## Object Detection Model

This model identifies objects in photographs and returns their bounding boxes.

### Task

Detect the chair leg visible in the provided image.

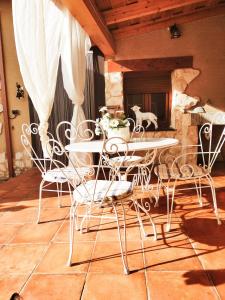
[194,178,203,207]
[206,175,221,225]
[133,199,147,238]
[135,199,157,240]
[67,203,77,266]
[166,180,176,232]
[37,180,45,224]
[154,177,162,207]
[80,205,92,233]
[56,182,63,208]
[198,178,202,207]
[68,183,73,206]
[113,201,130,275]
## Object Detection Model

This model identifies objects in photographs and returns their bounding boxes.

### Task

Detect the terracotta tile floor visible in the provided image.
[0,166,225,300]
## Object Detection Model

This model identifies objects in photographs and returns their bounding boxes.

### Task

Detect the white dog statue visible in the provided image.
[131,105,158,129]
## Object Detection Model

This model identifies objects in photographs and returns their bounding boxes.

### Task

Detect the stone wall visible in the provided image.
[105,71,124,108]
[13,151,33,176]
[104,63,201,164]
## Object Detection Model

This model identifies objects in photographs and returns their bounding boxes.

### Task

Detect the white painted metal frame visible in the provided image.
[155,119,225,231]
[112,118,156,191]
[21,123,73,223]
[53,120,157,274]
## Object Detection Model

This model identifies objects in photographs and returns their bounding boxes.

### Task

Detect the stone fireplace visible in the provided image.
[104,63,201,150]
[104,61,225,163]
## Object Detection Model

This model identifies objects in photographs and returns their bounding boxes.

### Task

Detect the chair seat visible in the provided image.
[73,180,133,203]
[43,167,91,183]
[154,163,208,180]
[109,155,143,167]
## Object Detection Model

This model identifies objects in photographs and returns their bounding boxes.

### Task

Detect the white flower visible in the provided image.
[109,119,119,128]
[95,127,101,136]
[99,106,108,113]
[103,113,110,118]
[100,118,109,130]
[125,121,130,127]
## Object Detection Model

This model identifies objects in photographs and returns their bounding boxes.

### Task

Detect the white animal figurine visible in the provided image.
[131,105,158,129]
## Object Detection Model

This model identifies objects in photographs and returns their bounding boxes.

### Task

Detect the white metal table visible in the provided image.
[65,137,179,188]
[65,137,179,153]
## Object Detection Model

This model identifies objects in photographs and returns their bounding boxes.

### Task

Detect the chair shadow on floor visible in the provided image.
[182,269,225,287]
[180,217,225,247]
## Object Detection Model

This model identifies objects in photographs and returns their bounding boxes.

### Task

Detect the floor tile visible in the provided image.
[42,195,72,208]
[0,207,37,224]
[0,244,47,274]
[11,221,62,244]
[14,198,39,208]
[97,219,142,241]
[82,272,147,300]
[144,238,202,271]
[0,167,224,299]
[0,201,20,212]
[181,217,225,245]
[36,242,94,274]
[208,270,225,299]
[146,271,217,300]
[54,220,99,243]
[21,274,86,300]
[0,224,22,244]
[38,207,69,224]
[192,240,225,270]
[0,274,29,300]
[89,241,144,274]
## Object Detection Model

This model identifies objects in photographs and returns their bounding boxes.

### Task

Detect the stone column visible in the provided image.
[105,61,124,108]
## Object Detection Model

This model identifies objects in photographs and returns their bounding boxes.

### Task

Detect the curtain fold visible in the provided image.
[83,51,95,120]
[12,0,63,156]
[60,9,91,165]
[13,2,91,163]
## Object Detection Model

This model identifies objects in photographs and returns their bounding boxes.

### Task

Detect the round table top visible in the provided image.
[65,137,179,153]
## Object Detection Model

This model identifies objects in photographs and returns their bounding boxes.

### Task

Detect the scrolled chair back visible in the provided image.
[56,119,107,167]
[56,120,77,146]
[56,119,107,144]
[46,136,94,188]
[199,113,225,170]
[102,136,129,168]
[21,123,54,174]
[127,117,145,141]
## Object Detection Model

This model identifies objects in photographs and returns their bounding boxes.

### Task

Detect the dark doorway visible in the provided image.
[123,71,171,130]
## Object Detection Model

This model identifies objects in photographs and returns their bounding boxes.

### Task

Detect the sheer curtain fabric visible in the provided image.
[13,1,91,161]
[12,0,63,156]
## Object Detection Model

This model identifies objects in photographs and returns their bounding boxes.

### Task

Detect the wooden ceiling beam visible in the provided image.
[113,6,225,39]
[104,0,211,25]
[107,56,193,72]
[55,0,116,57]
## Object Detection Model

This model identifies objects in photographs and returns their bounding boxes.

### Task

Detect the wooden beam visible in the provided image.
[113,6,225,39]
[104,0,208,25]
[0,24,14,177]
[107,56,193,73]
[55,0,116,57]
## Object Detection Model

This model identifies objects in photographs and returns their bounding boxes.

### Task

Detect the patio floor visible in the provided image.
[0,166,225,300]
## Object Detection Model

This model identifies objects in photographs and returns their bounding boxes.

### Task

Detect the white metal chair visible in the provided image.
[21,123,88,223]
[109,118,156,191]
[154,121,225,231]
[49,120,157,274]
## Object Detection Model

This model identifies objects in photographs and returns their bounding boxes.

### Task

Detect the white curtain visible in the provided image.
[12,0,63,156]
[61,10,91,165]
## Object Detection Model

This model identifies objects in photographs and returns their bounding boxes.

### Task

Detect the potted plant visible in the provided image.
[95,106,130,142]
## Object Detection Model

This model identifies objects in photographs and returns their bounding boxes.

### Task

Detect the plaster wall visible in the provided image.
[0,0,30,177]
[115,14,225,112]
